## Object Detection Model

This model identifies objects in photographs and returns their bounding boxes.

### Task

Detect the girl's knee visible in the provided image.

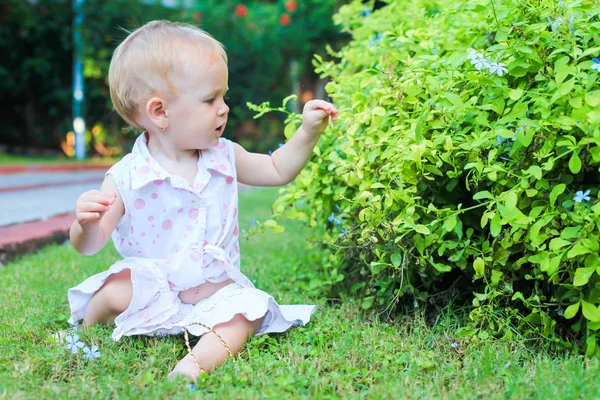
[98,269,133,313]
[230,313,264,336]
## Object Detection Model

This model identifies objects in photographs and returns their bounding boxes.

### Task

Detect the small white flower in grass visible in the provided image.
[65,334,85,354]
[591,58,600,72]
[488,62,508,76]
[83,345,101,360]
[574,190,591,203]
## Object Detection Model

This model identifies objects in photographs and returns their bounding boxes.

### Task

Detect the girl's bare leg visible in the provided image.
[83,269,133,325]
[168,314,264,381]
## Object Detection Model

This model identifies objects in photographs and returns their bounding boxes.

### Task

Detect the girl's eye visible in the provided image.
[207,96,229,104]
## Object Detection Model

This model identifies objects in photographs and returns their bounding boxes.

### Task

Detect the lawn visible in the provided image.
[1,188,599,399]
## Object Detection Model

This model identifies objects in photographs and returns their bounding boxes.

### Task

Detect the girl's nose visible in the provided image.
[219,102,229,116]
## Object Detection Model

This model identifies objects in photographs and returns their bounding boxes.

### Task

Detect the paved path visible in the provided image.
[0,171,105,225]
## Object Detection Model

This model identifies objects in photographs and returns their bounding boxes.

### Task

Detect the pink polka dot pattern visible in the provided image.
[134,199,146,210]
[162,220,173,230]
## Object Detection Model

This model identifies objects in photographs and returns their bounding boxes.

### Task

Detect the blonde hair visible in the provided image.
[108,20,228,129]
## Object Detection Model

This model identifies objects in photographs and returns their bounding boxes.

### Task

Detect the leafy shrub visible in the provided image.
[264,0,600,353]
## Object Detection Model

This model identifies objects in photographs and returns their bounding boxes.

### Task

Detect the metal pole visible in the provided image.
[73,0,85,160]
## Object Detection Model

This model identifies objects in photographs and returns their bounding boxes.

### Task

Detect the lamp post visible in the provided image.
[73,0,85,160]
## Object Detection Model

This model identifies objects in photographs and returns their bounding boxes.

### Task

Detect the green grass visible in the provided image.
[0,152,116,165]
[1,188,600,399]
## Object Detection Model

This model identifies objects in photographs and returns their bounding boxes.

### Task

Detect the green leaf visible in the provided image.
[473,257,485,276]
[284,122,297,140]
[516,127,534,147]
[509,89,524,101]
[361,296,375,309]
[586,336,597,357]
[282,94,298,108]
[390,252,402,268]
[263,219,278,228]
[372,106,386,117]
[549,184,566,208]
[525,166,542,180]
[490,212,502,237]
[549,238,572,251]
[473,191,494,200]
[564,301,580,319]
[569,152,582,174]
[444,215,458,232]
[585,91,600,107]
[574,266,595,286]
[582,300,600,322]
[560,226,581,240]
[567,242,593,259]
[414,225,430,235]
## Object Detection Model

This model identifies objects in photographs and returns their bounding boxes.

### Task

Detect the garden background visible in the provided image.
[3,0,600,398]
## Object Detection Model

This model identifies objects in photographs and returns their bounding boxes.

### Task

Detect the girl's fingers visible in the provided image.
[79,202,110,213]
[77,212,100,223]
[82,193,116,206]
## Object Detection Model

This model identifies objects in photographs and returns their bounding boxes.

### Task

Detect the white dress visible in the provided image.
[67,133,315,341]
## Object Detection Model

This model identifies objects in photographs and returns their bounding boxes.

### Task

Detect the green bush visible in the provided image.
[266,0,600,353]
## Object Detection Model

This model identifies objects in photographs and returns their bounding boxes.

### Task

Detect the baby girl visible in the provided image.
[66,20,338,382]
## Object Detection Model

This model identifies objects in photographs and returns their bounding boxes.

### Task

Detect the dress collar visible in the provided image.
[130,132,234,191]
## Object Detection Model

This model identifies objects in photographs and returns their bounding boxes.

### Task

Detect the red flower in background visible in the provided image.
[235,4,248,17]
[280,13,291,26]
[284,1,297,12]
[193,11,202,21]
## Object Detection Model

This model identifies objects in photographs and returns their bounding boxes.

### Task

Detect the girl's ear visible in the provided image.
[145,96,169,131]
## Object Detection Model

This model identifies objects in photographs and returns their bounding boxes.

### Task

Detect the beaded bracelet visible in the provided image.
[183,322,234,375]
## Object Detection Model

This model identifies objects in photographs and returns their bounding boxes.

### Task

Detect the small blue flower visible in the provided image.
[328,213,335,223]
[371,33,383,43]
[360,7,371,17]
[268,150,273,155]
[467,49,483,61]
[591,58,600,72]
[432,48,438,55]
[189,384,195,391]
[568,14,575,34]
[369,33,383,48]
[472,57,490,71]
[574,190,591,203]
[488,62,508,76]
[496,136,505,146]
[548,16,563,31]
[65,334,85,354]
[83,345,101,360]
[278,143,284,148]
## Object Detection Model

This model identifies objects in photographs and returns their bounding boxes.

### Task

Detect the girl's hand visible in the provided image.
[300,100,338,137]
[75,190,116,231]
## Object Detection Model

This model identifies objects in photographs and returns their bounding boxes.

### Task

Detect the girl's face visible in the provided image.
[166,48,229,150]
